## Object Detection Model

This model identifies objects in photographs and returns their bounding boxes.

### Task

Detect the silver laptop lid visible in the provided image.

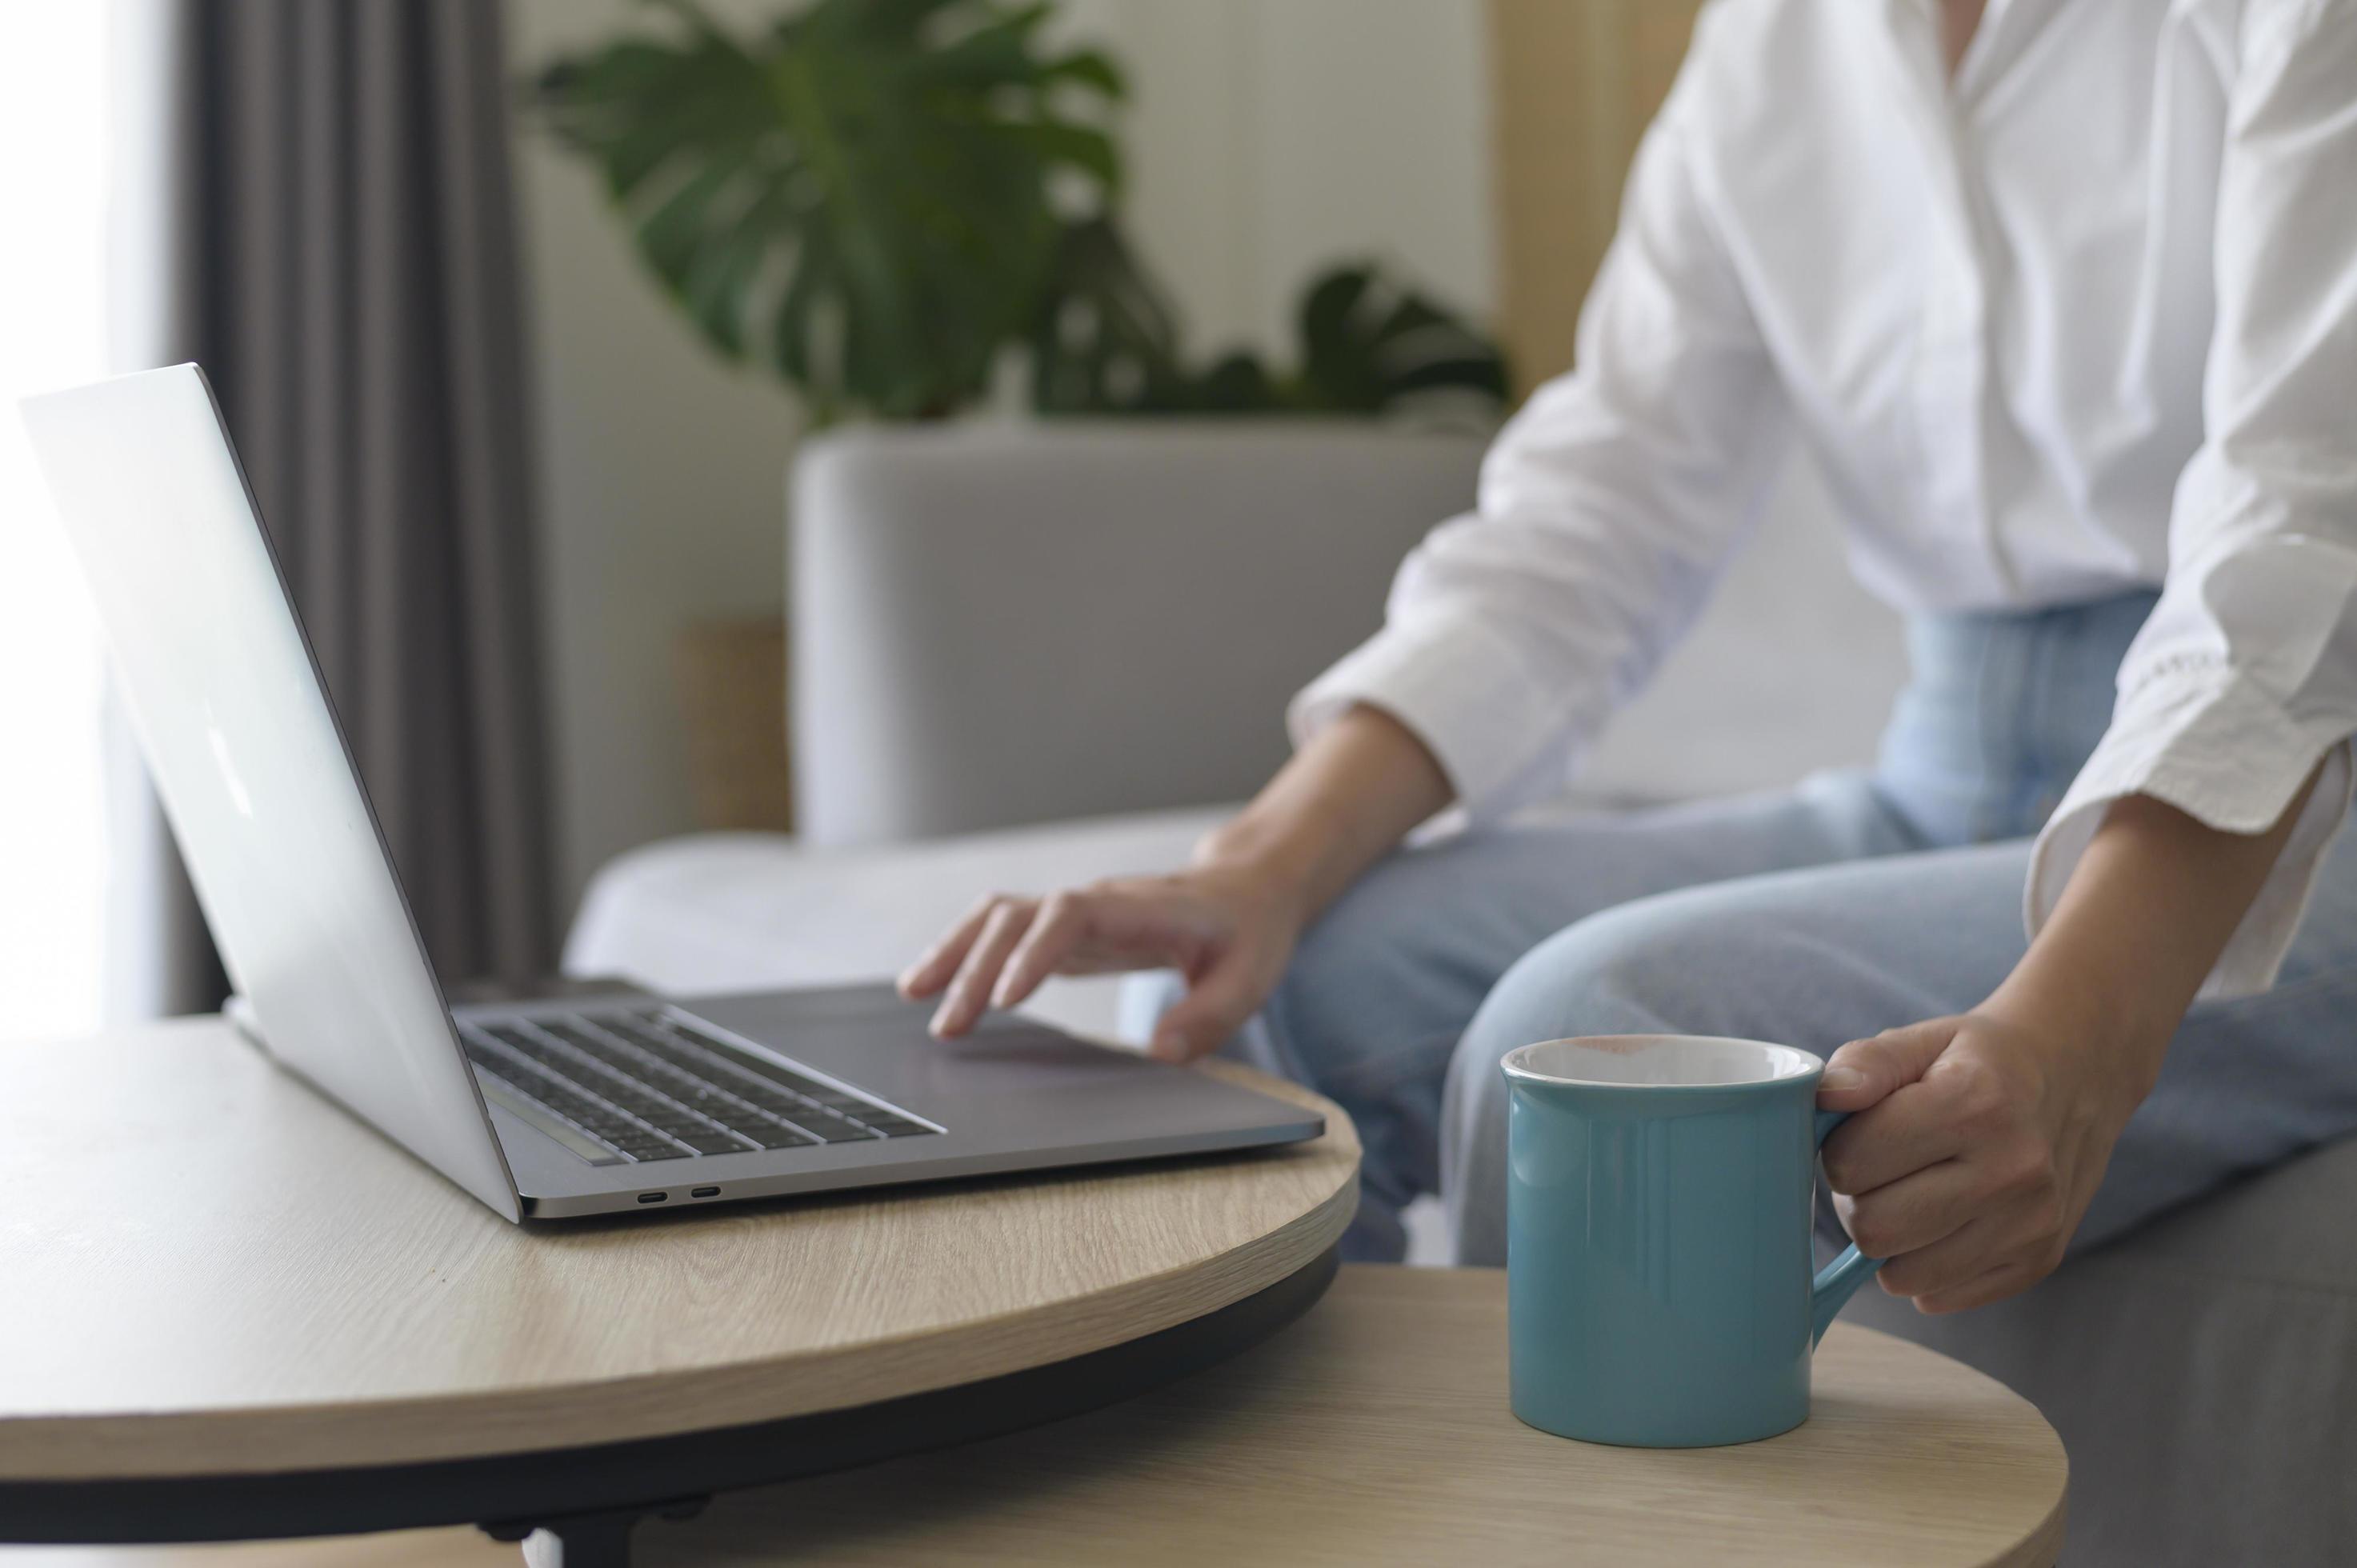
[19,364,520,1219]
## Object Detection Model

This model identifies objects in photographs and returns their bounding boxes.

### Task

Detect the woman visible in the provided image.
[904,0,2357,1310]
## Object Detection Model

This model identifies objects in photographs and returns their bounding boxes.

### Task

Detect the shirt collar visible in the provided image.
[1887,0,2061,112]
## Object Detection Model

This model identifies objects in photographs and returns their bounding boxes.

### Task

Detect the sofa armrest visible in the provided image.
[790,421,1484,846]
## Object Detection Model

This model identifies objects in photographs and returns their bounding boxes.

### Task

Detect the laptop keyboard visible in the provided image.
[461,1006,938,1166]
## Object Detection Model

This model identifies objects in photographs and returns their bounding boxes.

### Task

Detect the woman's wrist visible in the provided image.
[1977,777,2325,1119]
[1194,703,1454,927]
[1191,810,1329,916]
[1977,953,2172,1118]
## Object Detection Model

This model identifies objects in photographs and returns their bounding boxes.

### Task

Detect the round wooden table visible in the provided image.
[0,1020,1359,1566]
[686,1265,2067,1566]
[14,1266,2068,1567]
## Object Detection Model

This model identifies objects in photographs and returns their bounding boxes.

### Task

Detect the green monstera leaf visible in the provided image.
[1026,215,1191,413]
[534,0,1126,423]
[534,1,1508,424]
[1033,244,1510,418]
[1287,265,1511,413]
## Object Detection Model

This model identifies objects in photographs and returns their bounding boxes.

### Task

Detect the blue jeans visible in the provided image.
[1128,592,2357,1263]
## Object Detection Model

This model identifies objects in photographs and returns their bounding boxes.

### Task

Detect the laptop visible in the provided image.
[19,364,1322,1221]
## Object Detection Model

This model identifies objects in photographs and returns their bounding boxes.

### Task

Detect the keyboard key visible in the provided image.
[466,1055,638,1159]
[462,1010,937,1168]
[601,1016,677,1052]
[526,1018,798,1146]
[670,1126,756,1156]
[658,1023,835,1090]
[802,1115,884,1143]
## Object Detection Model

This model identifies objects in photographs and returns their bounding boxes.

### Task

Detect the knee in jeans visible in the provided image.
[1464,903,1699,1056]
[1451,898,1784,1097]
[1435,906,1702,1264]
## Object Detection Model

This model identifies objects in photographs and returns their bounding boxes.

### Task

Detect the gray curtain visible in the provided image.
[145,0,554,1006]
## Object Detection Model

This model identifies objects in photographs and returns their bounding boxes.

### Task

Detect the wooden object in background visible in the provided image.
[1485,0,1706,391]
[22,1268,2068,1567]
[0,1020,1355,1481]
[672,616,792,832]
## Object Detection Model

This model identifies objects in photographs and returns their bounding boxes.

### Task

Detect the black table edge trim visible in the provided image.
[0,1242,1342,1546]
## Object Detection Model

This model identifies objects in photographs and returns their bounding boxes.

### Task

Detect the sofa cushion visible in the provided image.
[790,422,1488,846]
[1841,1133,2357,1564]
[789,422,1908,848]
[563,806,1231,1039]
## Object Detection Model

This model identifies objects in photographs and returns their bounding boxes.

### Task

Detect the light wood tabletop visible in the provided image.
[0,1018,1356,1483]
[16,1266,2067,1568]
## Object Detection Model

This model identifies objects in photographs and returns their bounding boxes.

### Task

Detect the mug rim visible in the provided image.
[1500,1034,1825,1091]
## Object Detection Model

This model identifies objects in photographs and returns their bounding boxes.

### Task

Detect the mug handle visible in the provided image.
[1810,1109,1885,1347]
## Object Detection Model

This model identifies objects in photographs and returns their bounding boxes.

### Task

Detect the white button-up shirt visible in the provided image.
[1295,0,2357,997]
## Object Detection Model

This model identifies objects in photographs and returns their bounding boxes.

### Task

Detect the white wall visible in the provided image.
[509,0,1905,930]
[508,0,804,913]
[506,0,1499,912]
[1052,0,1494,355]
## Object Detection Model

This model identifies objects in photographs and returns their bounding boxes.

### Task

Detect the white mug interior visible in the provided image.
[1503,1034,1823,1090]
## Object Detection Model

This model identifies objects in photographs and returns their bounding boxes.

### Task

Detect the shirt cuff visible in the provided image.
[2027,665,2357,999]
[1287,616,1576,825]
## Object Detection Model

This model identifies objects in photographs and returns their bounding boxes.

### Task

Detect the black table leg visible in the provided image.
[483,1496,706,1567]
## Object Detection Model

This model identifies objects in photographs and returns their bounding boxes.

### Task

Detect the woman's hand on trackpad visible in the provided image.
[896,866,1303,1062]
[902,706,1452,1062]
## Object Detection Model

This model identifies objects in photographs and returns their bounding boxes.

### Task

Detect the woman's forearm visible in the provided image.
[1195,703,1454,924]
[1985,766,2325,1090]
[1818,761,2328,1310]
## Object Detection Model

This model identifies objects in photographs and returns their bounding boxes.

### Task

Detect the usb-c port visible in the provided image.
[690,1186,720,1198]
[637,1191,666,1204]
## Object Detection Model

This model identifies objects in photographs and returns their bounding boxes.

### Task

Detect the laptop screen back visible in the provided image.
[19,365,518,1218]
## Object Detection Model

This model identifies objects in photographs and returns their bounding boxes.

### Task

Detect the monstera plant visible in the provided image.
[532,0,1509,425]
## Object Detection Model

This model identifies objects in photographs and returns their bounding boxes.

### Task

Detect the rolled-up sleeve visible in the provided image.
[1287,10,1791,823]
[2027,0,2357,997]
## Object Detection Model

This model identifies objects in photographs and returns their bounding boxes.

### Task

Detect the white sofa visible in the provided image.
[569,806,1224,1042]
[566,422,2356,1564]
[571,419,1904,1040]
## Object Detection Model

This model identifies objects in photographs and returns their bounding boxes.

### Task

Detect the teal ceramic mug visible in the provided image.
[1502,1034,1883,1447]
